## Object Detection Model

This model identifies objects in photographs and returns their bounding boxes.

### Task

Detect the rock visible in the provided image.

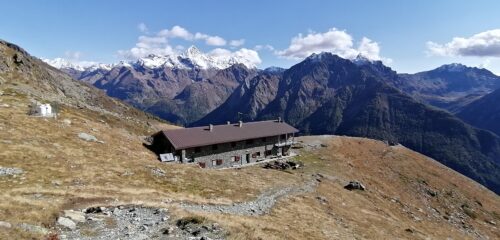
[316,196,328,204]
[151,168,166,177]
[486,220,496,225]
[78,132,98,142]
[405,228,414,233]
[57,217,76,230]
[0,221,11,228]
[344,181,366,191]
[263,160,301,170]
[320,143,328,147]
[64,210,86,223]
[62,119,72,125]
[51,180,62,186]
[85,206,103,214]
[0,167,24,176]
[426,188,438,197]
[0,103,9,108]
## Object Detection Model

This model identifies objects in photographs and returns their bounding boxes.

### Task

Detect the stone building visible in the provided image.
[149,120,299,168]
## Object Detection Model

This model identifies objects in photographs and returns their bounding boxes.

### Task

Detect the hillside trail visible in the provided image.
[177,173,329,216]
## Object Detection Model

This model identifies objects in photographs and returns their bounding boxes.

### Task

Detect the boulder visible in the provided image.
[344,181,366,191]
[57,217,76,230]
[0,167,23,176]
[263,160,301,170]
[151,168,166,177]
[64,210,85,223]
[0,221,11,228]
[85,206,103,214]
[62,119,72,126]
[78,132,98,142]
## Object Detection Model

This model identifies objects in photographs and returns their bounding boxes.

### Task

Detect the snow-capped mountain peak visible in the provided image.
[44,45,257,72]
[43,58,113,72]
[134,46,256,70]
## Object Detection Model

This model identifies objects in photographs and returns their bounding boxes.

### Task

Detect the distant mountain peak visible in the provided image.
[436,63,469,72]
[306,52,334,62]
[42,58,113,71]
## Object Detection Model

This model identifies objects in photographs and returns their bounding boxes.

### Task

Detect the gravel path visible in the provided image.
[179,174,324,216]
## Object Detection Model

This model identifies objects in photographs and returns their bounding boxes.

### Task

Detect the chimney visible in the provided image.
[209,124,213,131]
[238,121,243,127]
[227,121,231,125]
[278,117,282,123]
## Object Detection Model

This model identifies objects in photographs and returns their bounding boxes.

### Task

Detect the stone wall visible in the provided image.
[184,135,291,168]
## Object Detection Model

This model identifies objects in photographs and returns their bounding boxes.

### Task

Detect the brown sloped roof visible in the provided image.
[160,120,299,150]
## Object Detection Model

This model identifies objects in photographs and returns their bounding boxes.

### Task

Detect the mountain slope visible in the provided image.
[193,71,282,125]
[0,40,166,123]
[59,48,258,125]
[199,53,500,194]
[457,88,500,136]
[395,64,500,112]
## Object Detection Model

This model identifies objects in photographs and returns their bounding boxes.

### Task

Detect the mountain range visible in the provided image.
[46,47,500,194]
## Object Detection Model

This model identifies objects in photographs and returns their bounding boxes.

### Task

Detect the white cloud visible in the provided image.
[205,36,226,46]
[229,39,245,47]
[254,44,275,51]
[209,48,262,66]
[276,28,385,61]
[137,23,148,33]
[357,37,381,60]
[117,34,174,59]
[194,33,226,46]
[119,25,235,58]
[427,29,500,57]
[159,25,193,40]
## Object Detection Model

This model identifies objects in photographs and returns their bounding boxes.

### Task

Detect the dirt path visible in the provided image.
[178,174,324,216]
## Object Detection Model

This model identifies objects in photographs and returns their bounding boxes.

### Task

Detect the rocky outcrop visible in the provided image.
[56,205,227,240]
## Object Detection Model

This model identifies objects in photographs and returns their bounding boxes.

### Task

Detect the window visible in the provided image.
[231,142,237,148]
[246,139,254,145]
[199,162,206,168]
[212,159,223,166]
[252,152,261,158]
[212,144,218,150]
[195,147,201,153]
[231,156,240,162]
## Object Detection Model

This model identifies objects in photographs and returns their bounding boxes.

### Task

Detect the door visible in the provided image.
[245,154,250,164]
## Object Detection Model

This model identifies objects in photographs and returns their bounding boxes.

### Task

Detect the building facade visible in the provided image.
[150,120,298,168]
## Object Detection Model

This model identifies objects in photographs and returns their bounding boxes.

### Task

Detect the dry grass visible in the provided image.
[174,136,500,240]
[0,90,303,239]
[0,90,499,239]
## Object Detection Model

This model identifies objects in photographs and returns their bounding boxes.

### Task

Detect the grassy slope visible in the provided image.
[0,90,498,239]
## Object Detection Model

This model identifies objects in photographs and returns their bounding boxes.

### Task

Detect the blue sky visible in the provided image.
[1,0,500,73]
